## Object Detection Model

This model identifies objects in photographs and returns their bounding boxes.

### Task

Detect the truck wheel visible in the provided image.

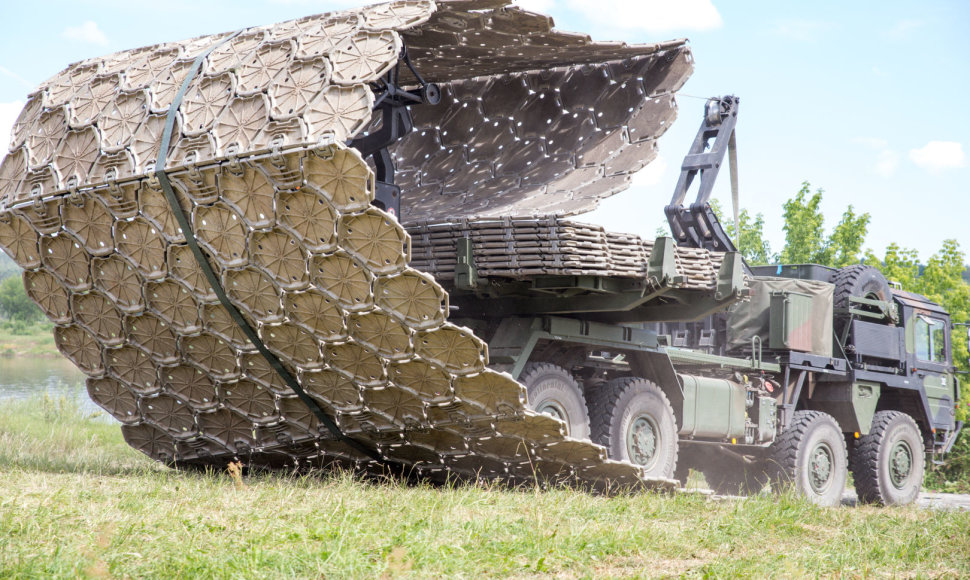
[520,362,590,440]
[770,410,847,506]
[588,377,678,479]
[833,265,892,311]
[849,411,924,506]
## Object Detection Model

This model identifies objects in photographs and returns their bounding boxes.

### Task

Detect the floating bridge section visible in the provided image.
[0,0,709,488]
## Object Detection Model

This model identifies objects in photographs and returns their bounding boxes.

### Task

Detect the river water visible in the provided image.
[0,356,102,415]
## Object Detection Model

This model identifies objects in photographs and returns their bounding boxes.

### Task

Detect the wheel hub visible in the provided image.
[627,416,658,467]
[889,441,913,488]
[535,401,570,435]
[809,443,834,493]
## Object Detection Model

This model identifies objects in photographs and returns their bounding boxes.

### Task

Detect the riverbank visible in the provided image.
[1,396,968,578]
[0,321,60,357]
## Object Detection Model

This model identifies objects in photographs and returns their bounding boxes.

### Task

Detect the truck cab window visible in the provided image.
[916,315,947,363]
[931,319,947,362]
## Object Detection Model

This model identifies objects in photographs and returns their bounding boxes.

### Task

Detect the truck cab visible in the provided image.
[746,264,960,446]
[891,290,958,435]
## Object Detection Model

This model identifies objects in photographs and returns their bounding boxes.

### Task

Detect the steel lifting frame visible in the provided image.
[664,95,741,255]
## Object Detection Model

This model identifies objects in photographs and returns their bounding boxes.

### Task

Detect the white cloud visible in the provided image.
[909,141,966,173]
[874,150,900,177]
[62,21,109,46]
[564,0,722,34]
[771,19,833,42]
[0,101,25,148]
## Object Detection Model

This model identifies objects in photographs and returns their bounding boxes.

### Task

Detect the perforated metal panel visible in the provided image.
[0,0,698,490]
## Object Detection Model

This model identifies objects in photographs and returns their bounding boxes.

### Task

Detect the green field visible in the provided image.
[1,396,968,578]
[0,320,59,357]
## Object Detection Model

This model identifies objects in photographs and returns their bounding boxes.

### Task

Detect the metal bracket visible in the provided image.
[845,295,899,324]
[349,41,440,220]
[778,369,808,430]
[488,316,662,380]
[224,143,244,175]
[714,251,745,301]
[454,236,480,290]
[646,236,682,286]
[66,176,82,205]
[942,420,964,454]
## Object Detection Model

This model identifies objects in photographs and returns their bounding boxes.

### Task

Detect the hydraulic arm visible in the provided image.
[664,95,741,256]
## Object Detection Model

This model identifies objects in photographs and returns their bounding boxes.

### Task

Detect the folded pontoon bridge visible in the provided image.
[0,0,751,489]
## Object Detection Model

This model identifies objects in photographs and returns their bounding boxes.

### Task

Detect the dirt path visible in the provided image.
[841,491,970,510]
[707,488,970,510]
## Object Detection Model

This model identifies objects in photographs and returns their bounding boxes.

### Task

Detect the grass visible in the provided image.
[0,319,59,357]
[1,397,969,579]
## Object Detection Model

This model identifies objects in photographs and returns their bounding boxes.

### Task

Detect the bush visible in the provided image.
[926,431,970,493]
[1,319,30,335]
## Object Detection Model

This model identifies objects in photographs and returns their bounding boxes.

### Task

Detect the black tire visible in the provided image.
[833,265,892,311]
[520,362,590,440]
[849,411,925,506]
[701,447,769,496]
[587,377,678,479]
[770,410,848,506]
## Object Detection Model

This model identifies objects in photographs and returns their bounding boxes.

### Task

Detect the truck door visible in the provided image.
[913,313,957,429]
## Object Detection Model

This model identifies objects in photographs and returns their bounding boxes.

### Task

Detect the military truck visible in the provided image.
[442,95,964,506]
[0,1,960,505]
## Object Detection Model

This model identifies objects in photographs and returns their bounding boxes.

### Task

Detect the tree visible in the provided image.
[824,205,871,268]
[725,209,773,265]
[0,276,41,322]
[779,182,826,263]
[0,252,20,279]
[864,243,920,288]
[707,199,774,265]
[778,181,871,266]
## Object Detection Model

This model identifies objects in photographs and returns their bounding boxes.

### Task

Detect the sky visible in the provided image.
[0,0,967,262]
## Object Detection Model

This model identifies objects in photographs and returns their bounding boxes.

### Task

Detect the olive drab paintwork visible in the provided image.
[0,0,960,502]
[768,290,814,352]
[727,277,834,357]
[678,374,747,440]
[898,293,958,433]
[808,381,880,436]
[924,373,956,427]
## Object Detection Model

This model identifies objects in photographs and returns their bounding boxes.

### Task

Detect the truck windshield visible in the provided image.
[915,315,947,363]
